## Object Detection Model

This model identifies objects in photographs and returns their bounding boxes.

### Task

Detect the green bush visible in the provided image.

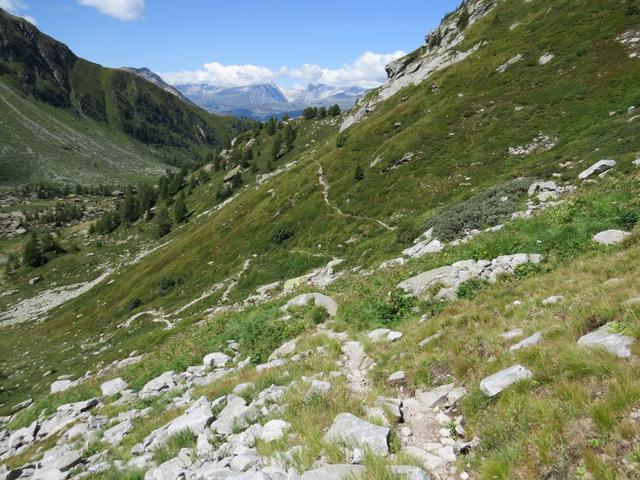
[424,178,533,241]
[127,298,143,312]
[157,276,180,296]
[457,278,489,299]
[271,223,294,244]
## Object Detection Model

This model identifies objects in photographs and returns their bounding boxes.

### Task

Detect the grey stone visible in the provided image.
[103,420,132,446]
[387,371,407,386]
[578,159,616,180]
[305,380,331,401]
[509,332,542,351]
[479,365,533,397]
[577,324,634,358]
[211,396,248,435]
[281,293,338,317]
[144,457,185,480]
[259,419,291,442]
[50,380,74,394]
[415,383,455,408]
[542,295,563,305]
[140,371,176,398]
[100,378,128,397]
[300,465,364,480]
[499,328,523,340]
[592,230,631,246]
[324,413,390,456]
[367,328,402,343]
[203,352,231,369]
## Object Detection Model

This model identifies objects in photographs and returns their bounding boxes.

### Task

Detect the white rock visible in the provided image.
[415,383,455,408]
[203,352,231,369]
[305,380,331,400]
[281,292,338,317]
[538,53,555,65]
[480,365,533,397]
[500,328,524,339]
[50,380,74,394]
[577,323,634,358]
[592,230,631,246]
[509,332,543,351]
[260,419,291,442]
[387,371,406,386]
[542,295,563,305]
[324,413,390,456]
[578,159,616,180]
[100,378,128,397]
[103,420,132,446]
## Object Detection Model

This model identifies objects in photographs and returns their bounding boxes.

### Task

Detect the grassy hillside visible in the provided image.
[1,0,640,478]
[0,9,250,185]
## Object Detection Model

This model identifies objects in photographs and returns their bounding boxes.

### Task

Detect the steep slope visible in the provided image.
[120,67,193,105]
[0,9,250,184]
[2,0,640,478]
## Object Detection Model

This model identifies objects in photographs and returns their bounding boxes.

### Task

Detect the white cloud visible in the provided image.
[78,0,144,21]
[283,51,405,89]
[162,62,276,88]
[161,50,406,90]
[0,0,36,24]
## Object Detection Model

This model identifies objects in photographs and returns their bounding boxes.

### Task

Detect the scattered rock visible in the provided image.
[203,352,231,369]
[509,332,542,351]
[592,230,631,246]
[324,413,390,456]
[578,160,616,180]
[387,371,407,386]
[100,378,128,397]
[577,323,634,358]
[367,328,403,343]
[281,293,338,317]
[479,365,533,397]
[542,295,563,305]
[538,53,554,65]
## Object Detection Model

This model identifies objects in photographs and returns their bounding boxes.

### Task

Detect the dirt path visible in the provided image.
[315,162,395,231]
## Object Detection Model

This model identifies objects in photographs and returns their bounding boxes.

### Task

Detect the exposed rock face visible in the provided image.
[578,160,616,180]
[577,324,635,358]
[397,254,542,298]
[479,365,533,397]
[341,0,495,131]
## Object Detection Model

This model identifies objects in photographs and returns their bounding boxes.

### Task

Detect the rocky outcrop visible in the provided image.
[578,160,616,180]
[397,254,542,298]
[341,0,496,131]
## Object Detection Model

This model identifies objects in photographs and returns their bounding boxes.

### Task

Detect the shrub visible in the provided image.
[155,206,172,238]
[336,132,348,148]
[457,278,489,299]
[157,276,179,296]
[370,290,415,326]
[457,7,470,29]
[271,223,294,244]
[424,178,532,241]
[127,298,143,312]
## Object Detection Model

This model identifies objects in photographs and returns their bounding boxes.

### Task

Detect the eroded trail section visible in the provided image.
[316,162,395,231]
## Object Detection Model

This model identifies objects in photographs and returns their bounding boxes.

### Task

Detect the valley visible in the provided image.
[1,0,640,479]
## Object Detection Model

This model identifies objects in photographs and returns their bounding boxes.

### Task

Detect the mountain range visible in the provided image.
[174,82,366,119]
[0,9,250,185]
[2,1,640,479]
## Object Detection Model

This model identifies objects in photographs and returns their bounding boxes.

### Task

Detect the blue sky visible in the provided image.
[2,0,461,89]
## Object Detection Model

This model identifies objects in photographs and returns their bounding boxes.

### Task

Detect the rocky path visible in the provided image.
[315,162,395,231]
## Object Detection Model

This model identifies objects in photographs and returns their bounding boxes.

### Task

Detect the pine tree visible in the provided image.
[328,104,341,117]
[155,206,172,237]
[174,192,188,224]
[119,190,139,224]
[23,233,45,268]
[318,106,327,119]
[271,132,283,161]
[265,118,277,135]
[283,124,296,153]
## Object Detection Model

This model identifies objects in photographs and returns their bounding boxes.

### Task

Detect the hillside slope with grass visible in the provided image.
[0,9,249,185]
[1,0,640,479]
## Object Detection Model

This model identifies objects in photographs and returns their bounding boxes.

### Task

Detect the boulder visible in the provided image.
[367,328,403,343]
[305,380,331,401]
[479,365,533,397]
[281,293,338,317]
[577,324,634,358]
[403,239,444,259]
[415,383,455,408]
[578,160,616,180]
[100,378,128,397]
[259,419,291,442]
[140,371,176,397]
[300,465,364,480]
[592,230,631,246]
[268,339,297,362]
[50,380,74,394]
[211,396,248,435]
[144,457,185,480]
[103,420,132,446]
[324,413,390,456]
[203,352,231,369]
[387,371,407,386]
[509,332,542,351]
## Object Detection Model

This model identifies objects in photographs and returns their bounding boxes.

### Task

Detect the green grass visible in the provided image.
[152,429,196,465]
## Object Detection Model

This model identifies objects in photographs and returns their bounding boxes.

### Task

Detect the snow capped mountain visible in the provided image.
[175,82,366,120]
